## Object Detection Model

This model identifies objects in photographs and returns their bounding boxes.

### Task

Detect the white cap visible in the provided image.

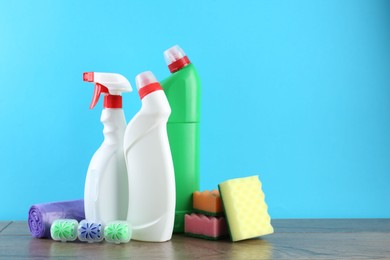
[135,71,158,90]
[164,45,186,66]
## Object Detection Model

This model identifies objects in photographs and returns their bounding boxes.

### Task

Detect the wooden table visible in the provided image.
[1,219,389,259]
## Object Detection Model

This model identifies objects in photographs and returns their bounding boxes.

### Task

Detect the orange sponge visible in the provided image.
[193,190,223,216]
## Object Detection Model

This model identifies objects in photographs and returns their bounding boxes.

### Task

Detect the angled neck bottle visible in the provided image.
[161,45,201,233]
[124,71,175,242]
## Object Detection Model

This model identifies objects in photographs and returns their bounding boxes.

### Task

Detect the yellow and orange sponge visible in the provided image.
[193,190,223,216]
[219,175,274,242]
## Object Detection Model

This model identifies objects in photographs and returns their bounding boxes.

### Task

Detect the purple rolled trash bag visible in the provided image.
[28,200,85,238]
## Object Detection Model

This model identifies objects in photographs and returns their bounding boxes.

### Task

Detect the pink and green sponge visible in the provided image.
[184,213,228,240]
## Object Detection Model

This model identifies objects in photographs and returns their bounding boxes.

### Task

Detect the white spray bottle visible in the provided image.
[83,72,132,223]
[124,71,175,242]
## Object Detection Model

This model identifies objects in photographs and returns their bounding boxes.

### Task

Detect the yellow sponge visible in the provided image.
[218,175,273,242]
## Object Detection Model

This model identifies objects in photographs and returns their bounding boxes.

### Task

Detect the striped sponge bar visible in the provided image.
[219,175,274,242]
[185,213,228,240]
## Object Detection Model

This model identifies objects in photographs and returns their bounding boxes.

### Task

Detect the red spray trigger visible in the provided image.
[83,71,130,109]
[90,83,109,109]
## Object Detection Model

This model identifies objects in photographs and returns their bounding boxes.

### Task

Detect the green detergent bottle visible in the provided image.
[161,45,201,233]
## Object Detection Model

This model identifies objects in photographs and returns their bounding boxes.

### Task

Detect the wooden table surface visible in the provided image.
[1,219,389,259]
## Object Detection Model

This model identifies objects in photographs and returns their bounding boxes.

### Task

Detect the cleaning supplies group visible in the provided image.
[29,45,274,244]
[83,45,200,243]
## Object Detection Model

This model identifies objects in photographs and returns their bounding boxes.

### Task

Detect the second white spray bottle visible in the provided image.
[83,72,132,224]
[124,71,175,242]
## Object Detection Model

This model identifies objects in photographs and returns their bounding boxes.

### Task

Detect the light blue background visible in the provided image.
[1,0,389,220]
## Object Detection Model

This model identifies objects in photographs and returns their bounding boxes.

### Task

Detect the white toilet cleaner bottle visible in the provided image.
[83,72,132,224]
[124,71,175,242]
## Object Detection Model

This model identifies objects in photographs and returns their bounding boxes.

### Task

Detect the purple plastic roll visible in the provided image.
[28,200,85,238]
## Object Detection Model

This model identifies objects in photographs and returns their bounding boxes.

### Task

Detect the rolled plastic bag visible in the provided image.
[28,200,84,238]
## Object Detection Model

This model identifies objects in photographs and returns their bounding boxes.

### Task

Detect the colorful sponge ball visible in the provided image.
[219,175,274,242]
[185,213,228,240]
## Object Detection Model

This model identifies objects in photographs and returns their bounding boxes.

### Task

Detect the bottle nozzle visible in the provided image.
[135,71,157,90]
[83,72,132,109]
[164,45,191,73]
[135,71,163,99]
[83,72,94,82]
